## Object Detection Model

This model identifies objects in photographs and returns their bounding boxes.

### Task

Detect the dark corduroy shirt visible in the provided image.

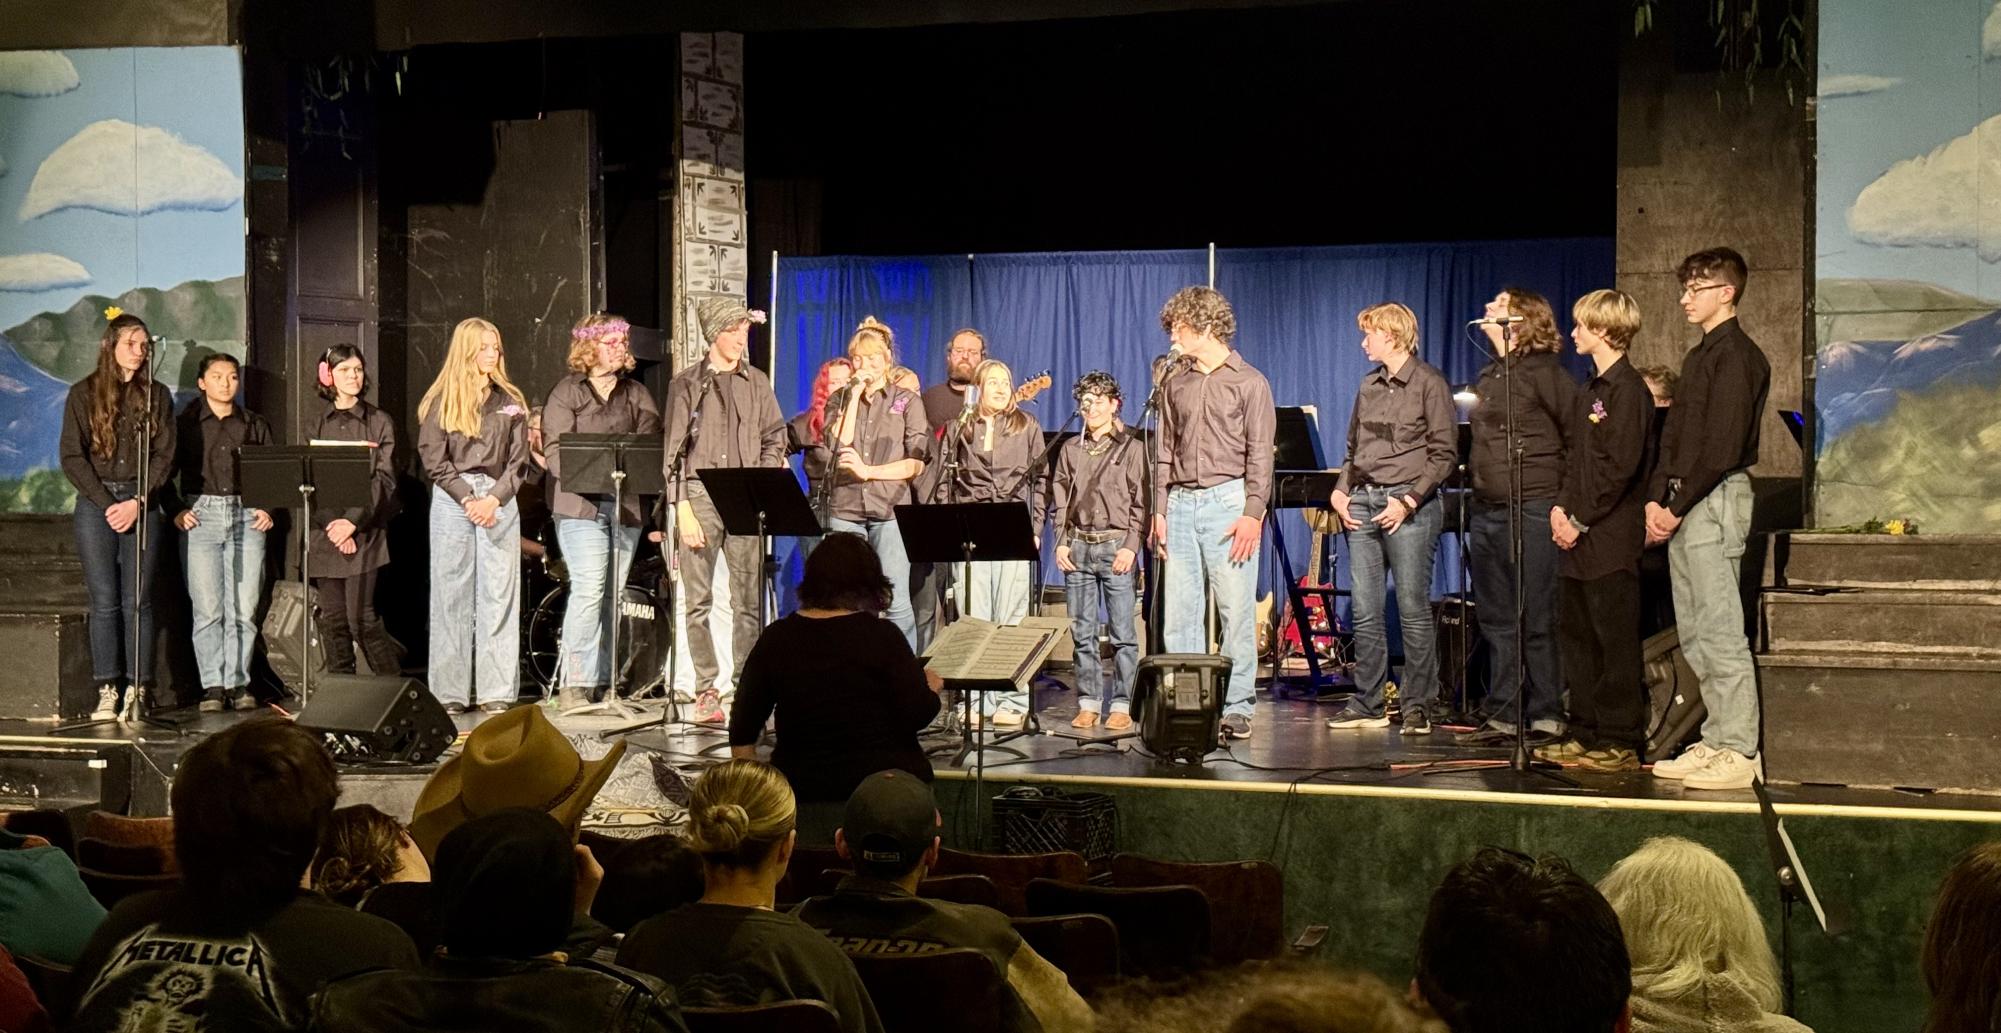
[1558,355,1653,580]
[59,376,177,509]
[661,360,788,504]
[1050,426,1147,555]
[1467,350,1577,504]
[543,373,662,525]
[417,389,530,505]
[1154,350,1277,519]
[1332,355,1457,503]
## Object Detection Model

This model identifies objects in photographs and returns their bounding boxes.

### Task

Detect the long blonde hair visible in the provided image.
[1596,835,1783,1010]
[418,317,528,438]
[685,759,796,870]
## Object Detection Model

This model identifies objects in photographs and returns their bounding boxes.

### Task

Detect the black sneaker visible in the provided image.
[1220,714,1253,740]
[1400,707,1432,736]
[443,701,467,716]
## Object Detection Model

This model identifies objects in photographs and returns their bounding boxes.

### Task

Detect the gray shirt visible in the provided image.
[1153,350,1277,519]
[1332,356,1457,503]
[542,373,662,525]
[811,384,930,522]
[660,361,788,503]
[416,388,531,505]
[1050,426,1147,555]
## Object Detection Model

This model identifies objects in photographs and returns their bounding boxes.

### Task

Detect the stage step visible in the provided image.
[0,515,88,610]
[1760,588,2001,659]
[1760,655,2001,793]
[1767,532,2001,591]
[0,739,136,815]
[0,610,97,721]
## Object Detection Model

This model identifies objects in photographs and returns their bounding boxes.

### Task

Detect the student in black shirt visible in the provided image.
[730,533,942,820]
[58,311,175,722]
[618,760,884,1033]
[310,344,403,681]
[172,353,274,711]
[1540,291,1654,773]
[1644,248,1771,792]
[1456,288,1577,748]
[65,719,418,1033]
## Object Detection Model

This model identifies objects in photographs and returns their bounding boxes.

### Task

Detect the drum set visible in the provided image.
[522,524,673,697]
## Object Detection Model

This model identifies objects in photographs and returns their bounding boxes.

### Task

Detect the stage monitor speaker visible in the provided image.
[1643,626,1704,762]
[1134,653,1229,763]
[262,580,327,690]
[1433,596,1486,712]
[295,676,455,765]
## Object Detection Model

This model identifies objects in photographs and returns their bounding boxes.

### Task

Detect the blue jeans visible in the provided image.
[555,514,640,691]
[1668,473,1759,755]
[1343,483,1443,716]
[960,558,1033,715]
[182,495,267,691]
[428,475,521,705]
[829,517,915,650]
[1469,497,1564,729]
[1163,480,1258,719]
[1064,538,1138,714]
[74,483,163,686]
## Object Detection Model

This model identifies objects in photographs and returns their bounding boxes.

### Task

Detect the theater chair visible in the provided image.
[777,844,846,906]
[807,869,1003,909]
[929,848,1090,917]
[1010,913,1120,995]
[682,1000,842,1033]
[1024,878,1211,979]
[1108,853,1284,963]
[848,948,1005,1033]
[13,952,72,1018]
[81,812,176,869]
[1,809,76,858]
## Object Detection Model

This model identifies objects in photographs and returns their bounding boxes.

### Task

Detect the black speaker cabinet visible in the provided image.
[294,676,455,765]
[1643,627,1704,762]
[1134,653,1230,762]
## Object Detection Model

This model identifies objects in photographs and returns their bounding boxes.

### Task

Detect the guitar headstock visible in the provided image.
[1014,371,1053,404]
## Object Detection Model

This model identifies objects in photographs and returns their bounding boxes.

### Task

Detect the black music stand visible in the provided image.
[896,502,1042,755]
[697,466,823,630]
[1268,406,1347,696]
[555,434,665,717]
[240,444,375,707]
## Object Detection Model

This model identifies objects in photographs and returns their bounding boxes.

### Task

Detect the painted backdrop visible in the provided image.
[0,47,244,513]
[1816,3,2001,531]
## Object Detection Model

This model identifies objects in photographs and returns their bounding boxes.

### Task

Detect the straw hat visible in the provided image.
[407,705,625,859]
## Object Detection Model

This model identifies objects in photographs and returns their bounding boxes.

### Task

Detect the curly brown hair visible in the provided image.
[1158,286,1237,346]
[566,312,636,374]
[311,804,410,906]
[1499,287,1564,355]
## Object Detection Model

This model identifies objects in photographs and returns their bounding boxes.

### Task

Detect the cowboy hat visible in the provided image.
[408,705,626,859]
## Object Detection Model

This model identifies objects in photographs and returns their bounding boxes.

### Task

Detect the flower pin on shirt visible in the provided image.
[500,404,526,418]
[1588,399,1608,424]
[890,396,910,415]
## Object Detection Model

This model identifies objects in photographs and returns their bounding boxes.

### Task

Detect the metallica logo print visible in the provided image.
[71,926,288,1032]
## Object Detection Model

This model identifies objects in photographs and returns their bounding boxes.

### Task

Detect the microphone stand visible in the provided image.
[126,342,176,729]
[1138,354,1188,656]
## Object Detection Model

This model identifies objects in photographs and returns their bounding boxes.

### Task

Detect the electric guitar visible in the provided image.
[1013,371,1052,406]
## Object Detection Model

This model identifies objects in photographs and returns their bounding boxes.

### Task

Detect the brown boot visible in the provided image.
[1071,710,1099,729]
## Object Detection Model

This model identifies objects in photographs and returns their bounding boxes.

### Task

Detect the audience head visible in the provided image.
[1596,836,1779,1011]
[796,531,893,614]
[312,804,430,907]
[1921,841,2001,1033]
[1416,847,1630,1033]
[1231,969,1448,1033]
[433,808,576,960]
[1093,963,1443,1033]
[591,833,706,933]
[1160,285,1237,348]
[836,770,942,882]
[408,704,627,859]
[171,716,340,913]
[687,759,797,876]
[1570,289,1643,353]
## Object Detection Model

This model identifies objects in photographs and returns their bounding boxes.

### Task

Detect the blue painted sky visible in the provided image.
[0,46,244,331]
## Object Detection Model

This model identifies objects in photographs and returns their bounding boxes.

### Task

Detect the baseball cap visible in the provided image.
[842,770,940,873]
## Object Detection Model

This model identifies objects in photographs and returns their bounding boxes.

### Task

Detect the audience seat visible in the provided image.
[778,844,846,906]
[929,848,1089,917]
[12,953,71,1017]
[76,867,178,910]
[808,869,1003,910]
[848,948,1006,1033]
[76,837,172,877]
[1109,853,1284,963]
[1009,913,1120,995]
[682,1000,843,1033]
[81,812,176,870]
[1,809,76,858]
[1024,878,1210,978]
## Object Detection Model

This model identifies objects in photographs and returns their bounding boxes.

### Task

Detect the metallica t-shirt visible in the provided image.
[65,888,418,1033]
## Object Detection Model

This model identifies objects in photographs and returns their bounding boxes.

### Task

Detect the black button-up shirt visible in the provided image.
[542,373,662,525]
[59,376,177,509]
[945,412,1046,539]
[174,400,273,500]
[812,384,931,522]
[1050,426,1148,555]
[1467,351,1577,504]
[661,361,789,503]
[1332,356,1457,503]
[1557,355,1653,579]
[1154,350,1278,519]
[416,388,531,505]
[1652,317,1770,516]
[310,401,399,575]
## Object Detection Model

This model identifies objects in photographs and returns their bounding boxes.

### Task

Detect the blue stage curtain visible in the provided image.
[770,239,1614,627]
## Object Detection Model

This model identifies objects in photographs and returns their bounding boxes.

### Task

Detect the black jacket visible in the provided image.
[1467,351,1576,503]
[307,955,686,1033]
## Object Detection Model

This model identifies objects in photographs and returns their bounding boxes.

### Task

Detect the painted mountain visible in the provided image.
[0,276,240,513]
[1814,279,2001,531]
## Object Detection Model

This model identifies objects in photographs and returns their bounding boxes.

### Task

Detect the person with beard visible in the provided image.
[913,329,990,649]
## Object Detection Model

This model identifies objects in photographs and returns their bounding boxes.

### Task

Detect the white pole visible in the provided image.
[769,250,782,398]
[1207,242,1216,288]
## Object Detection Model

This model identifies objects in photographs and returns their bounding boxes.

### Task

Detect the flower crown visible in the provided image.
[572,317,631,343]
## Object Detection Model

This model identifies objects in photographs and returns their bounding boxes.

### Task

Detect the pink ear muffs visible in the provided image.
[318,361,334,387]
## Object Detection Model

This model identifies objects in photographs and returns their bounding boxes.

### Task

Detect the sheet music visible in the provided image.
[307,439,374,448]
[923,616,1056,685]
[976,625,1055,684]
[922,616,997,672]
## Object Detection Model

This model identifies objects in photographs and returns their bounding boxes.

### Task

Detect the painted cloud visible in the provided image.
[0,52,81,97]
[0,253,91,292]
[1987,2,2001,58]
[1819,74,1902,97]
[20,119,240,221]
[1849,114,2001,260]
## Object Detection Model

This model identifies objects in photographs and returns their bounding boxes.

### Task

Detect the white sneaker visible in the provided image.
[1682,749,1761,791]
[1650,742,1719,780]
[992,709,1026,729]
[91,686,120,721]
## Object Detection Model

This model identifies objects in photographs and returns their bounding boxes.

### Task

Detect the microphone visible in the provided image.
[955,385,980,428]
[1468,316,1524,326]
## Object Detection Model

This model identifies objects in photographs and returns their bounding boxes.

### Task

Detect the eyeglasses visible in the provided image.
[1680,283,1732,300]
